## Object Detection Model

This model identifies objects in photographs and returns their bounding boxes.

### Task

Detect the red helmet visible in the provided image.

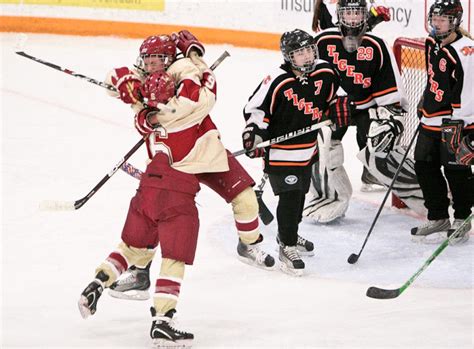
[140,71,175,107]
[138,35,177,72]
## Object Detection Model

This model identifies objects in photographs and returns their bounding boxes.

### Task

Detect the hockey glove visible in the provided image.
[134,107,160,136]
[242,123,268,158]
[109,67,143,104]
[367,105,404,155]
[327,96,355,129]
[367,6,390,31]
[441,119,464,166]
[456,133,474,166]
[172,30,205,57]
[140,71,175,108]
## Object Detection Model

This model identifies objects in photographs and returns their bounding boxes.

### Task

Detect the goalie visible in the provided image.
[303,0,408,223]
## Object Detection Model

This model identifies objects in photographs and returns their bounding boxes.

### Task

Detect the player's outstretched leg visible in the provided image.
[150,307,194,348]
[78,271,109,319]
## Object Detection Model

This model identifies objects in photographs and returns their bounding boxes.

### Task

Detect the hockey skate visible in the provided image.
[150,307,193,348]
[447,218,472,245]
[360,167,385,192]
[278,244,305,276]
[108,264,151,300]
[78,271,108,319]
[276,234,314,256]
[237,234,276,270]
[411,218,451,243]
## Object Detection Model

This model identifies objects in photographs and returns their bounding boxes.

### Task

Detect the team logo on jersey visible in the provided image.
[284,175,298,185]
[283,88,324,120]
[461,46,474,56]
[326,45,371,88]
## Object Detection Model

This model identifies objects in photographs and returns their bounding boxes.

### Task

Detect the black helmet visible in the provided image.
[428,0,463,40]
[337,0,369,52]
[280,29,318,74]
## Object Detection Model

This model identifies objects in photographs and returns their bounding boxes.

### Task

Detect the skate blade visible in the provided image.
[411,232,446,244]
[78,296,92,319]
[360,183,385,192]
[237,255,276,271]
[279,263,304,277]
[152,338,193,348]
[108,289,150,300]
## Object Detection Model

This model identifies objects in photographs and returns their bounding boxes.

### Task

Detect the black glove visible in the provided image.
[328,96,356,129]
[242,123,268,158]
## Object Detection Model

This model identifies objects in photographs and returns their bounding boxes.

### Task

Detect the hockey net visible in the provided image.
[392,37,426,208]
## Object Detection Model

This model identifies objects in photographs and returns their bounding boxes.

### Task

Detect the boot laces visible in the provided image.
[283,246,299,261]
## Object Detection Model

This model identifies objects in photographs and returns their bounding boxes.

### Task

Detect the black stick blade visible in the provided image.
[347,253,359,264]
[255,190,274,225]
[366,286,401,300]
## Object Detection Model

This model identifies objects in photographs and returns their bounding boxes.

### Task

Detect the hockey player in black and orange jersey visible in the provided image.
[411,0,473,244]
[243,29,346,275]
[303,0,407,223]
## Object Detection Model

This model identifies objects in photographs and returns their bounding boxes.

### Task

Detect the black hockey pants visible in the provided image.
[414,132,473,220]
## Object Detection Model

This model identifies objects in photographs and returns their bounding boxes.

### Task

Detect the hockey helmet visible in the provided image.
[428,0,463,41]
[337,0,369,52]
[280,29,318,74]
[136,35,177,74]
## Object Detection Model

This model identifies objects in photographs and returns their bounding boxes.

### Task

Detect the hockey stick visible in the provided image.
[15,50,175,113]
[39,137,146,211]
[232,119,332,157]
[39,51,231,211]
[255,174,274,225]
[366,213,472,299]
[347,127,420,264]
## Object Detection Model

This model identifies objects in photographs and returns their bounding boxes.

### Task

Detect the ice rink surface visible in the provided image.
[1,33,473,348]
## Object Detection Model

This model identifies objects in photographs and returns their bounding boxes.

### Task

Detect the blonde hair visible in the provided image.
[458,27,474,40]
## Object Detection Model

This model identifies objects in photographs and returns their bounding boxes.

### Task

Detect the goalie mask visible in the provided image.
[428,0,463,41]
[337,0,369,52]
[280,29,318,74]
[136,35,177,75]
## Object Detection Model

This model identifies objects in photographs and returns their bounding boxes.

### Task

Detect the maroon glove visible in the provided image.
[367,6,391,31]
[140,71,175,108]
[110,67,142,104]
[171,30,205,57]
[134,108,159,136]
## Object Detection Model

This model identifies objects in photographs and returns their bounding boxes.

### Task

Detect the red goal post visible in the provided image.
[392,37,426,208]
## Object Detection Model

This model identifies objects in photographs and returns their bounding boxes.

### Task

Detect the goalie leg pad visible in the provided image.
[304,130,352,223]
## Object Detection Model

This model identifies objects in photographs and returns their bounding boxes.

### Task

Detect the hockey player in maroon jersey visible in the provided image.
[78,32,275,347]
[411,0,473,244]
[243,29,348,275]
[104,32,275,300]
[303,0,407,223]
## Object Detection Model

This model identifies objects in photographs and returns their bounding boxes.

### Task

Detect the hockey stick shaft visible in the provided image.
[366,213,472,299]
[40,51,230,211]
[15,50,174,113]
[232,119,332,157]
[348,126,420,264]
[255,174,274,225]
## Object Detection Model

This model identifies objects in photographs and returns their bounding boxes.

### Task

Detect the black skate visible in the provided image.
[278,244,305,276]
[150,307,193,348]
[78,271,108,319]
[108,263,151,300]
[237,234,275,270]
[277,234,314,256]
[411,218,451,243]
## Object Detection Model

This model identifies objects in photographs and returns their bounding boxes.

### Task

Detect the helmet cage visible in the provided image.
[337,6,368,29]
[136,53,174,75]
[287,44,318,74]
[428,13,461,40]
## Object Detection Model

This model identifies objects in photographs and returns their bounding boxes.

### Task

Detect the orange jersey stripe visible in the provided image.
[271,141,317,149]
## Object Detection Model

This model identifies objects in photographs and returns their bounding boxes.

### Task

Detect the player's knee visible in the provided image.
[231,186,259,220]
[117,241,156,269]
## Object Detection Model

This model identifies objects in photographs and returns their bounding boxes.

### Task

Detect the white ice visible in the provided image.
[1,33,473,348]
